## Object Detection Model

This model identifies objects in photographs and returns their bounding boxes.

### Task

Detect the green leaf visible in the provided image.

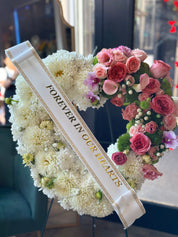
[117,133,131,151]
[93,56,98,65]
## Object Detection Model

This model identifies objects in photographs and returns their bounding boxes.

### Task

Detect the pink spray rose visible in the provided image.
[140,73,160,94]
[163,114,177,130]
[129,125,145,136]
[131,49,147,61]
[108,62,127,83]
[150,94,175,116]
[112,152,127,165]
[148,146,159,161]
[126,56,141,74]
[150,60,171,78]
[124,75,135,86]
[138,93,150,102]
[122,103,138,121]
[112,49,128,63]
[145,121,158,134]
[93,64,107,79]
[110,94,124,107]
[142,164,162,180]
[103,80,118,95]
[96,48,113,67]
[130,133,151,155]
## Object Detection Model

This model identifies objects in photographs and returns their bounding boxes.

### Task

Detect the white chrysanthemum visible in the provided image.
[20,126,54,153]
[65,176,113,217]
[15,75,35,104]
[35,149,60,177]
[107,143,118,158]
[118,151,144,190]
[54,171,80,198]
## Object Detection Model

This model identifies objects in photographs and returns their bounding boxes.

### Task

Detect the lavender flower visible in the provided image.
[85,91,100,105]
[84,72,100,92]
[162,131,178,149]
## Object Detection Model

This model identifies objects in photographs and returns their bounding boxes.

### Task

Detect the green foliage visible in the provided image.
[93,56,98,65]
[161,78,172,96]
[140,98,151,110]
[124,89,138,103]
[117,133,131,151]
[126,120,135,132]
[145,130,163,146]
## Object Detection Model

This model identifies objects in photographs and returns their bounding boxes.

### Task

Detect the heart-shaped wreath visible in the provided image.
[7,46,178,218]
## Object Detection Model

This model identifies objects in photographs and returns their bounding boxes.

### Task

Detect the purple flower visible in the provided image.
[85,91,100,104]
[84,72,100,92]
[117,46,132,57]
[162,131,178,149]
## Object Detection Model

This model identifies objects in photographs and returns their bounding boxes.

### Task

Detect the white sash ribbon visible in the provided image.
[6,41,145,228]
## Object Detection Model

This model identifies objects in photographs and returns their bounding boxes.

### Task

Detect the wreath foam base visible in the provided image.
[8,46,178,218]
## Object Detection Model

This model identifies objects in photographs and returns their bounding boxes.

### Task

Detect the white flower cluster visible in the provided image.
[9,50,113,218]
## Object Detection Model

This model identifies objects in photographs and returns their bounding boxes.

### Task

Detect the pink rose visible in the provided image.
[126,56,141,74]
[142,164,162,180]
[138,93,150,102]
[131,49,147,61]
[130,133,151,155]
[108,62,127,83]
[150,94,175,116]
[103,80,118,95]
[110,94,124,107]
[112,152,127,165]
[150,60,171,78]
[97,48,113,67]
[145,121,158,134]
[163,114,177,130]
[117,46,132,57]
[122,103,138,121]
[148,146,159,161]
[129,125,144,136]
[124,75,135,86]
[93,64,107,79]
[140,73,160,94]
[112,49,127,63]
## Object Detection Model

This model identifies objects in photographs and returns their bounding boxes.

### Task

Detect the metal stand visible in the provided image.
[41,198,54,237]
[124,228,128,237]
[92,217,96,237]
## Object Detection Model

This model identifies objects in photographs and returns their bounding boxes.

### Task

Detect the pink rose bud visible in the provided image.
[150,60,171,79]
[142,164,162,180]
[138,93,150,102]
[126,56,141,74]
[112,152,127,165]
[110,94,124,107]
[93,63,107,79]
[112,49,128,63]
[131,49,147,61]
[124,75,135,86]
[103,80,118,95]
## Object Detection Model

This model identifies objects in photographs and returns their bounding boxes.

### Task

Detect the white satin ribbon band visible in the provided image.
[6,41,145,228]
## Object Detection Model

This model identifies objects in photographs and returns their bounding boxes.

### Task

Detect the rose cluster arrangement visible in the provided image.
[84,46,178,189]
[7,46,178,219]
